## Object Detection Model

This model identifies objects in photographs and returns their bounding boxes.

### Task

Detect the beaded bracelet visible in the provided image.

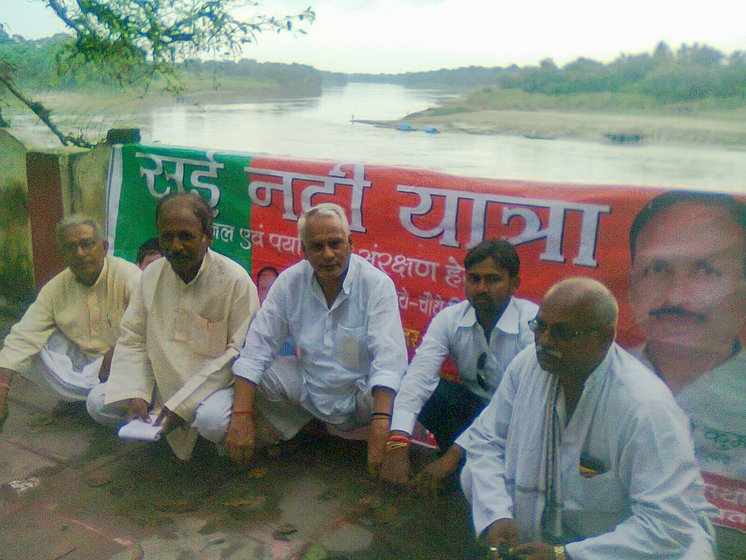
[371,412,391,420]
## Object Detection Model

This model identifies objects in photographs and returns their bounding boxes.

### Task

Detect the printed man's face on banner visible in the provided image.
[629,202,746,352]
[257,269,279,304]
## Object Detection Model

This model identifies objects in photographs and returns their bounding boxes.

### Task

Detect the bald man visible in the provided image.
[461,278,714,560]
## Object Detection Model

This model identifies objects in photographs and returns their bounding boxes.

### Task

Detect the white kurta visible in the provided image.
[633,346,746,481]
[105,250,258,458]
[0,256,141,372]
[461,343,715,560]
[391,297,538,435]
[233,253,407,425]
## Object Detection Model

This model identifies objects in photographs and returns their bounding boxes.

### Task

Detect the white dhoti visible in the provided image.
[24,330,102,401]
[164,356,375,445]
[254,356,374,441]
[87,383,236,447]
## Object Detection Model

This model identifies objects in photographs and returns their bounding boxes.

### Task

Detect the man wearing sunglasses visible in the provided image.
[381,239,537,489]
[461,277,714,560]
[0,214,141,432]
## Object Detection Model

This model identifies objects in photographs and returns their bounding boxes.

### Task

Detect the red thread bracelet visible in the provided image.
[233,409,255,415]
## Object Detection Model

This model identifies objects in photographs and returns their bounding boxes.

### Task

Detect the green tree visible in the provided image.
[0,0,314,146]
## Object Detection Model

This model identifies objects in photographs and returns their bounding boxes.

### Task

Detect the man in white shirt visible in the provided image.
[462,277,715,560]
[0,214,141,432]
[628,190,746,553]
[227,203,408,475]
[87,192,258,460]
[381,239,537,488]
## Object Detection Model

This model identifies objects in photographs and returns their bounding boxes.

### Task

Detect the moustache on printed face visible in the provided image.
[649,306,706,322]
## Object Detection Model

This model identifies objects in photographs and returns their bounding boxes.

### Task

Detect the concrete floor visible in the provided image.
[0,373,485,560]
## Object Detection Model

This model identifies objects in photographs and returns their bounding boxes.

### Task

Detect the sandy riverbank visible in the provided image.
[10,85,746,149]
[363,107,746,148]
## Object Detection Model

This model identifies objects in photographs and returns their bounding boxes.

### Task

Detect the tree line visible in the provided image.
[338,42,746,106]
[0,31,322,96]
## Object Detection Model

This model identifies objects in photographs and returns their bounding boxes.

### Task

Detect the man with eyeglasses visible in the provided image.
[87,193,259,460]
[0,214,141,432]
[381,239,537,490]
[461,277,714,560]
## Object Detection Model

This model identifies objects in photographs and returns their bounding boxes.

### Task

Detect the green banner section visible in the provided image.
[112,144,254,272]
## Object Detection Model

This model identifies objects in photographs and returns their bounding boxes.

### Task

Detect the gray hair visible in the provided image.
[297,203,351,244]
[55,214,103,247]
[544,277,619,331]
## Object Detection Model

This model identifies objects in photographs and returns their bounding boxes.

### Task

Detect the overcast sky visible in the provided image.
[3,0,745,73]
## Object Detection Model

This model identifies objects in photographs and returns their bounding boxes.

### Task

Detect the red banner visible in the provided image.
[245,156,744,352]
[703,472,746,533]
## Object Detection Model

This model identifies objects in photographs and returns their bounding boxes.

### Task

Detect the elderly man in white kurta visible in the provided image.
[88,193,258,460]
[226,203,408,475]
[0,214,140,432]
[461,278,715,560]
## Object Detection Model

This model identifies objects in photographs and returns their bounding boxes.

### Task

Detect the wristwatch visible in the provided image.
[553,545,568,560]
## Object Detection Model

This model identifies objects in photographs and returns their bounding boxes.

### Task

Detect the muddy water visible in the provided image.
[13,82,746,192]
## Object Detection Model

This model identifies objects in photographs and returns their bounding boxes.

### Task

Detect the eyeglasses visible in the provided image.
[61,238,98,256]
[528,317,599,342]
[476,352,492,391]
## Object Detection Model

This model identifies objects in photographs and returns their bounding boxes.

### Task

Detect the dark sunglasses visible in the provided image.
[528,317,598,342]
[476,352,492,391]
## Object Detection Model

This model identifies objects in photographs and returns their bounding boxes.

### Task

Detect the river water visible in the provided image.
[19,82,746,191]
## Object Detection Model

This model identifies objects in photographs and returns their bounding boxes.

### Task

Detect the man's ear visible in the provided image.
[301,242,308,260]
[510,274,521,293]
[348,235,353,250]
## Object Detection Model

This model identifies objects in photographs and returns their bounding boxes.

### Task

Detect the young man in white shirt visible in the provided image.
[380,239,537,489]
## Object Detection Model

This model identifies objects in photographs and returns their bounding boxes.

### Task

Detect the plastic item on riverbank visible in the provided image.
[425,126,439,134]
[5,475,41,495]
[396,123,413,131]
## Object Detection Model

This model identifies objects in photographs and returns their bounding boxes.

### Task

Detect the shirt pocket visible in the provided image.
[566,469,627,513]
[189,314,228,357]
[563,470,629,538]
[336,324,369,372]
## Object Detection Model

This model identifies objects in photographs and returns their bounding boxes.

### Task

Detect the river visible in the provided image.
[17,82,746,192]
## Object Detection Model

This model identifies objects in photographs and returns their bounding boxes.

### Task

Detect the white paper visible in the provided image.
[118,415,163,441]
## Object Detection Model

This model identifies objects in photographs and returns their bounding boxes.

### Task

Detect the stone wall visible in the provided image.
[0,129,33,319]
[0,128,112,321]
